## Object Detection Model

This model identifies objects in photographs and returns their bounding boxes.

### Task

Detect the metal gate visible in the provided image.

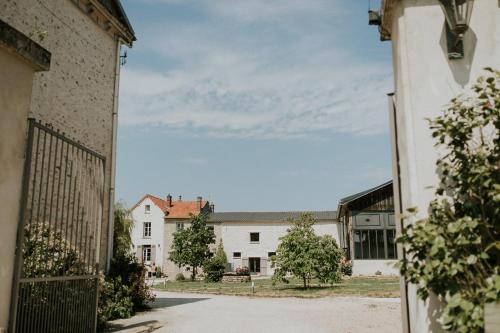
[9,119,106,333]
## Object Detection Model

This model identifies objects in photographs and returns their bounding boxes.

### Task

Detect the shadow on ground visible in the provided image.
[103,320,161,332]
[149,297,210,309]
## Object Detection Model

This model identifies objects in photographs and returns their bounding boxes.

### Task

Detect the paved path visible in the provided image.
[107,291,402,333]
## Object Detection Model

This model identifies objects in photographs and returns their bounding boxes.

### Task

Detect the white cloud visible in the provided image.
[119,1,393,139]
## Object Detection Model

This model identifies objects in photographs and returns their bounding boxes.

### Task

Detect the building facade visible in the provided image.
[373,1,500,332]
[0,0,134,331]
[337,181,398,276]
[130,195,168,276]
[130,195,214,278]
[210,212,339,276]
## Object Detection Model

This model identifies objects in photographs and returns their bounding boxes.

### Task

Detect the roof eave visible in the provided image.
[380,0,396,41]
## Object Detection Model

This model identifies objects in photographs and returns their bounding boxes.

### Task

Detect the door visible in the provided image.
[249,257,261,274]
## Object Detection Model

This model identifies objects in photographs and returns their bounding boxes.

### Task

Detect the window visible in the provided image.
[145,204,151,213]
[143,245,152,262]
[250,232,260,243]
[233,252,241,259]
[176,222,184,231]
[143,222,151,238]
[354,229,398,260]
[268,252,276,258]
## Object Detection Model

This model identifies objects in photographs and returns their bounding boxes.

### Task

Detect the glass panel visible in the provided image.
[368,230,377,259]
[377,230,386,259]
[387,229,397,259]
[354,230,362,259]
[361,230,370,259]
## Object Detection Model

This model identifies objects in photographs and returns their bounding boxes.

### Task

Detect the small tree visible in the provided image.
[272,213,343,288]
[203,241,228,282]
[169,213,215,281]
[397,68,500,333]
[113,201,134,258]
[315,235,343,285]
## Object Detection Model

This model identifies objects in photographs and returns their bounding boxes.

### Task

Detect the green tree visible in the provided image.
[203,241,228,282]
[397,68,500,333]
[272,213,342,288]
[315,235,343,285]
[113,201,134,258]
[169,213,215,280]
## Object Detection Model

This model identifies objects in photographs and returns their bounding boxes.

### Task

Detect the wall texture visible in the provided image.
[388,1,500,332]
[0,46,37,331]
[0,0,120,270]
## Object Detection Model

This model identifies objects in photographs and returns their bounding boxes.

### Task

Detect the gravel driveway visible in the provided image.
[108,291,402,333]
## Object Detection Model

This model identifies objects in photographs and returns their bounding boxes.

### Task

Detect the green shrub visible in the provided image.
[175,273,186,281]
[203,257,225,282]
[108,253,155,311]
[97,276,133,330]
[340,259,353,277]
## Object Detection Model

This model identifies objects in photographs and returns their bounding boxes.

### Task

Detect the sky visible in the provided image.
[116,0,394,212]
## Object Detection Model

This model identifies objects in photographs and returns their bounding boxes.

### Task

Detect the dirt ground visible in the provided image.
[107,291,402,333]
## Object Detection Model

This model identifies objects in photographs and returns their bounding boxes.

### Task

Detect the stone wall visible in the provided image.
[222,274,251,283]
[0,0,121,269]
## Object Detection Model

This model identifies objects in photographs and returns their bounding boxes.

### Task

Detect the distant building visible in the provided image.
[163,195,214,277]
[209,211,339,276]
[130,195,213,277]
[336,181,398,276]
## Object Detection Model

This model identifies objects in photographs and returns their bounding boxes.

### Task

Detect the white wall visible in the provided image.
[388,1,500,332]
[352,260,398,276]
[131,198,165,269]
[221,221,340,276]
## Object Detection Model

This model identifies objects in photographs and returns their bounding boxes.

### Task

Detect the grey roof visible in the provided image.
[98,0,136,41]
[209,211,337,223]
[339,180,393,205]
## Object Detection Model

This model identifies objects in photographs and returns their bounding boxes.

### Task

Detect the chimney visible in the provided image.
[210,204,215,212]
[197,196,202,210]
[166,194,172,207]
[178,195,182,201]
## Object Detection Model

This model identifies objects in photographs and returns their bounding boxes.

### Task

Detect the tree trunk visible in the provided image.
[191,267,196,281]
[302,276,307,288]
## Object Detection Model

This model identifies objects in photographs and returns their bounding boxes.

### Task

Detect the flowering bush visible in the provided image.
[235,266,250,276]
[340,258,353,277]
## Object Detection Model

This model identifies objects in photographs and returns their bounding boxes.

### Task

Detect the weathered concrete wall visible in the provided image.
[388,1,500,332]
[0,46,37,331]
[0,0,120,270]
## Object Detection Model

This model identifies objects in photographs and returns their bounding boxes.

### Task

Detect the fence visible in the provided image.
[9,119,105,333]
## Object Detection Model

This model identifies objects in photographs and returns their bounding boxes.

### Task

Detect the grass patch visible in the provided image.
[153,276,400,298]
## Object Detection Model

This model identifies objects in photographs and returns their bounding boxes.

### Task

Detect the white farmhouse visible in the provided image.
[209,211,339,276]
[130,194,168,276]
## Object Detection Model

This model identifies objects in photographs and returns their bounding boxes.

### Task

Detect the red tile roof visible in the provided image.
[165,200,208,219]
[131,194,208,219]
[131,194,168,211]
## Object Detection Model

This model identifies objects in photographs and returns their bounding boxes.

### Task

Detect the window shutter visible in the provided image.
[151,245,156,264]
[136,245,143,262]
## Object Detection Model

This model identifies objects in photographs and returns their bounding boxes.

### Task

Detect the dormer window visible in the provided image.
[145,204,151,213]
